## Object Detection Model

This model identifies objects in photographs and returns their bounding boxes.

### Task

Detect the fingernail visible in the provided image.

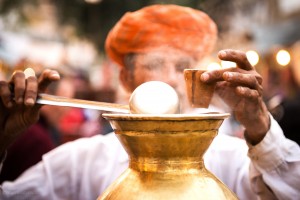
[219,51,227,57]
[224,72,232,80]
[201,73,209,82]
[25,98,35,106]
[51,74,60,78]
[238,86,245,93]
[17,97,23,103]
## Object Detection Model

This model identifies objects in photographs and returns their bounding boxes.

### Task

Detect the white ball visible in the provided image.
[129,81,180,114]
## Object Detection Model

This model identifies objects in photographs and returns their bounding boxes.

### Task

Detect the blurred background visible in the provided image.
[1,0,300,143]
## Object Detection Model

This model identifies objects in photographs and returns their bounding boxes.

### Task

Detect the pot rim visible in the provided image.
[102,112,230,121]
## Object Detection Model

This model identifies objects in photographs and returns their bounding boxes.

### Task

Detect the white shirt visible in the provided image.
[1,116,300,200]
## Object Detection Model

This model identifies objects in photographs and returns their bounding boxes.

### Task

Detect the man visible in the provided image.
[0,4,299,200]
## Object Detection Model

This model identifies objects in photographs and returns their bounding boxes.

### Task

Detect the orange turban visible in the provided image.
[105,4,217,68]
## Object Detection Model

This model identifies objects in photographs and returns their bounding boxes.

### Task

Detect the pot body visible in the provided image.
[99,113,238,200]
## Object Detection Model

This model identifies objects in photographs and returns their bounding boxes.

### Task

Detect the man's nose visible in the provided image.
[163,67,181,88]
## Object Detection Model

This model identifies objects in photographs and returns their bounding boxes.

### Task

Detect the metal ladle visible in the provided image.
[36,93,130,113]
[22,68,179,114]
[36,81,180,114]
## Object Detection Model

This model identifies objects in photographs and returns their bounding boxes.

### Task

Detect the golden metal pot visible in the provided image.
[99,113,238,200]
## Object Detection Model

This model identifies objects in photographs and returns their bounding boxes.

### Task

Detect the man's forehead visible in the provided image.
[135,48,196,63]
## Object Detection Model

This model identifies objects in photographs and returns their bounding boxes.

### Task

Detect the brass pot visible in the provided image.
[99,113,238,200]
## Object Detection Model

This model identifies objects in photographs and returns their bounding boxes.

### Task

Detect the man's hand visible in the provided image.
[201,49,270,145]
[0,69,60,154]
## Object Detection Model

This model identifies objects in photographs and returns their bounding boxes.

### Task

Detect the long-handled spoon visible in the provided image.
[35,81,180,114]
[36,93,130,113]
[22,68,179,114]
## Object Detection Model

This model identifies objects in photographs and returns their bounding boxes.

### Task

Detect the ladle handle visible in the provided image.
[36,93,130,113]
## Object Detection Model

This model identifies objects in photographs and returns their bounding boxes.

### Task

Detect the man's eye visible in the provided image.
[142,60,164,70]
[142,64,158,70]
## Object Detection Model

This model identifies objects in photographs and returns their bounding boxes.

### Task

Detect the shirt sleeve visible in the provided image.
[0,133,128,200]
[248,114,300,199]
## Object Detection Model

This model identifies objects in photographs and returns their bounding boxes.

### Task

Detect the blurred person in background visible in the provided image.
[267,43,300,145]
[266,67,300,145]
[0,4,299,200]
[68,69,107,137]
[40,75,83,144]
[39,70,101,144]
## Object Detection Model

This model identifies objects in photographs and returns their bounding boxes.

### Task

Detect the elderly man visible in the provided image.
[0,4,299,200]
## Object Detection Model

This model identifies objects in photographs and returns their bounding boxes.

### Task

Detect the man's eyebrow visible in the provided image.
[141,57,165,69]
[175,59,192,68]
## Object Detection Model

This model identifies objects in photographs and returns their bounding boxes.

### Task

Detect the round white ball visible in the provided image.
[129,81,180,114]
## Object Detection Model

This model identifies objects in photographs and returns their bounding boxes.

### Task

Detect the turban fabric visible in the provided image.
[105,4,217,68]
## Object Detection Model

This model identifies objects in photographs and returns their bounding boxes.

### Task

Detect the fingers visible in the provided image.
[23,68,38,106]
[200,67,237,83]
[0,68,60,108]
[200,49,262,86]
[0,70,27,108]
[0,81,13,108]
[218,72,263,100]
[38,69,60,92]
[200,69,263,103]
[11,71,26,104]
[223,71,262,91]
[24,76,38,106]
[216,82,261,102]
[218,49,253,71]
[236,86,260,100]
[13,68,38,106]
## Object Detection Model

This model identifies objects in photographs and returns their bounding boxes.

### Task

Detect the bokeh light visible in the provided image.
[276,49,291,66]
[207,62,221,70]
[246,50,259,66]
[85,0,103,3]
[221,60,237,68]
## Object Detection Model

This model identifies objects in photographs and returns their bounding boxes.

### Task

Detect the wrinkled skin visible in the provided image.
[201,49,270,145]
[0,69,60,154]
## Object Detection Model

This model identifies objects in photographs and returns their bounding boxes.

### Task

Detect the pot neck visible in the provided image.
[130,158,205,173]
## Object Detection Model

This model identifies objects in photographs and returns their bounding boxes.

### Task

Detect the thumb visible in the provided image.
[38,69,60,93]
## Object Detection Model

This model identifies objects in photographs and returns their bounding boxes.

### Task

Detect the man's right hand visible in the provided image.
[0,69,60,154]
[200,50,270,145]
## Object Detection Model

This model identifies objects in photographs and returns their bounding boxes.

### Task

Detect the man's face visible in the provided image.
[127,47,197,112]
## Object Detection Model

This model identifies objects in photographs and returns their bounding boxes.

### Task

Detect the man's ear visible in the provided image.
[119,68,135,93]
